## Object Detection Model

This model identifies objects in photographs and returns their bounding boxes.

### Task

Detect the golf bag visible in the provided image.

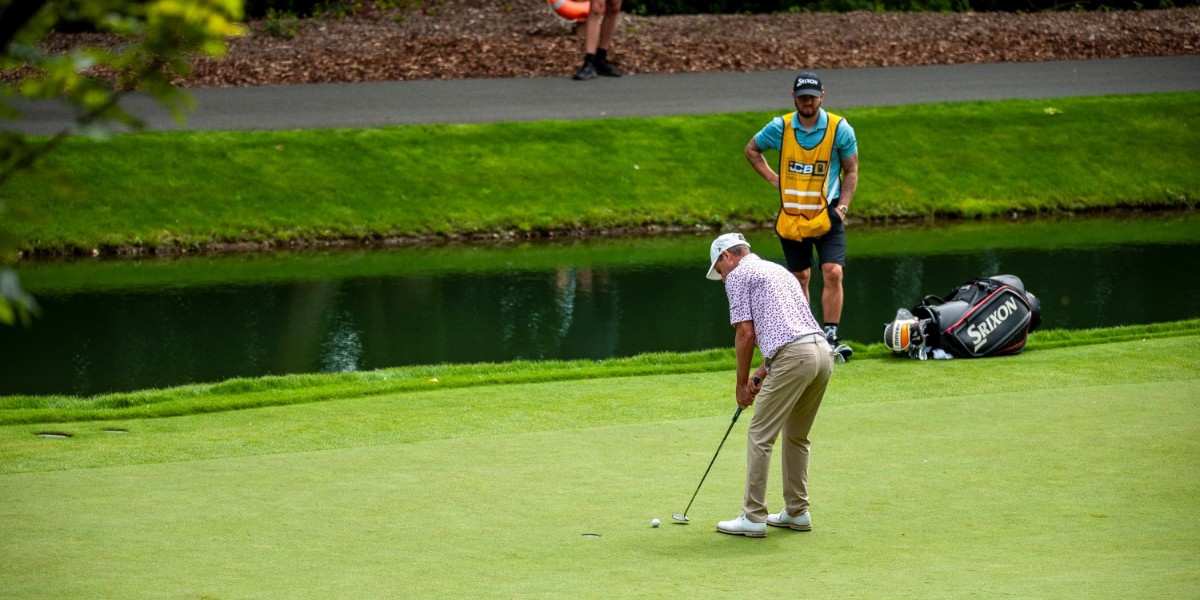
[884,275,1042,360]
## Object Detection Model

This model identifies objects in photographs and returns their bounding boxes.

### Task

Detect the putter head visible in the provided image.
[671,514,690,524]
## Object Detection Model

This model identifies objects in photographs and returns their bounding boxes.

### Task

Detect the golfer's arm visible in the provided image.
[744,139,778,188]
[734,321,756,388]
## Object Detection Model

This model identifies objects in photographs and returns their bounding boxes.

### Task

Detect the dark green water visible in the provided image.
[2,217,1197,396]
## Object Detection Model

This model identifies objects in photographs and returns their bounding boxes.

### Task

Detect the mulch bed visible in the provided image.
[17,3,1200,87]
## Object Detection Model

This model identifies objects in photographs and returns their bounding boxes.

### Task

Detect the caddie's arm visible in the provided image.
[734,320,758,408]
[744,139,780,190]
[836,152,859,220]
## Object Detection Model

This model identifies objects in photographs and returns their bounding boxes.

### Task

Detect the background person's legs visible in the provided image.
[595,0,621,53]
[576,0,621,79]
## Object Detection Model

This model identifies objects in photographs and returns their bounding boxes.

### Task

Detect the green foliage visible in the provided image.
[0,0,246,324]
[261,7,302,37]
[0,0,247,186]
[0,269,37,327]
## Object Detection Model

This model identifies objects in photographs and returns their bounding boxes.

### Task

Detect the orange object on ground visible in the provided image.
[548,0,589,22]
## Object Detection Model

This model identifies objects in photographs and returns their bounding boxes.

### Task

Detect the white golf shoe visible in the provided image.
[766,510,812,531]
[716,514,767,538]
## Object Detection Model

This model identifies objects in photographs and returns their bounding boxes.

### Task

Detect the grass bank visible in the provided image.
[0,334,1196,598]
[2,319,1195,426]
[3,92,1197,256]
[14,211,1200,295]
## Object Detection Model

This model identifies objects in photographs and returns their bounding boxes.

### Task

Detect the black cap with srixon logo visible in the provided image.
[793,71,823,97]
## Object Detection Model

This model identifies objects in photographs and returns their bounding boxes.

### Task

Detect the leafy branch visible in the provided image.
[0,0,247,324]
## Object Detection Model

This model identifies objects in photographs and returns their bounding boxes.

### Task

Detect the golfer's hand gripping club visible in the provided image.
[749,374,763,395]
[738,373,764,409]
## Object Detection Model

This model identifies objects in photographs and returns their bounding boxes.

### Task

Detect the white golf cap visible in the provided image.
[706,233,750,280]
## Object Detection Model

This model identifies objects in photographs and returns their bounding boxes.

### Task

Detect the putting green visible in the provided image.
[1,338,1197,598]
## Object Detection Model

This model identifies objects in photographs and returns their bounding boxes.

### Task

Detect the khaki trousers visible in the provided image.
[742,338,833,522]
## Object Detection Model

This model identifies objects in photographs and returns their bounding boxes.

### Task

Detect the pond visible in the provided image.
[2,214,1197,396]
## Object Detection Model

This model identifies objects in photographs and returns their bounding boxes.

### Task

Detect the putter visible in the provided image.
[672,377,757,524]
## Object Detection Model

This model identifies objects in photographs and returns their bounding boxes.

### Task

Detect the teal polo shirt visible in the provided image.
[753,108,858,202]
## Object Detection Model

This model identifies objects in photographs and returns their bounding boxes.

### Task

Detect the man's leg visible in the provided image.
[814,219,848,344]
[742,343,810,522]
[781,342,833,517]
[780,237,816,304]
[597,0,621,50]
[793,268,812,303]
[584,0,605,53]
[820,262,843,324]
[573,0,609,80]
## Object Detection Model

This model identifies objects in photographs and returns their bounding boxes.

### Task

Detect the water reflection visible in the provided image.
[321,309,362,373]
[1,222,1197,396]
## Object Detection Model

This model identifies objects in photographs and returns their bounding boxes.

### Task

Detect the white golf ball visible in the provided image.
[651,518,661,527]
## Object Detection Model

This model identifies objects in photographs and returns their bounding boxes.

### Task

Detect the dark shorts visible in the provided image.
[779,206,847,273]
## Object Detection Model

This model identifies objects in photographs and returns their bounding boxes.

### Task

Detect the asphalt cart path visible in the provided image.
[8,55,1200,134]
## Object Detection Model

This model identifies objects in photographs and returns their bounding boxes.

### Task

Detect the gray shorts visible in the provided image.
[779,206,847,273]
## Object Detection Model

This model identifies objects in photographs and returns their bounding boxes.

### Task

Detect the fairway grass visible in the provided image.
[1,336,1197,598]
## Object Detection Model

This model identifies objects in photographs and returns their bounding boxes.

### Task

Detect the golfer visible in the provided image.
[706,232,834,538]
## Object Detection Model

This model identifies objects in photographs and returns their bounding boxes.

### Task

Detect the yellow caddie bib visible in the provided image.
[775,111,843,241]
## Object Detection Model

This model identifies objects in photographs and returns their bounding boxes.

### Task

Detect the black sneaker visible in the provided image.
[572,63,597,81]
[595,59,621,77]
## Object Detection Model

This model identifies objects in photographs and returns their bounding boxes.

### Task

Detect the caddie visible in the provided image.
[744,70,859,360]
